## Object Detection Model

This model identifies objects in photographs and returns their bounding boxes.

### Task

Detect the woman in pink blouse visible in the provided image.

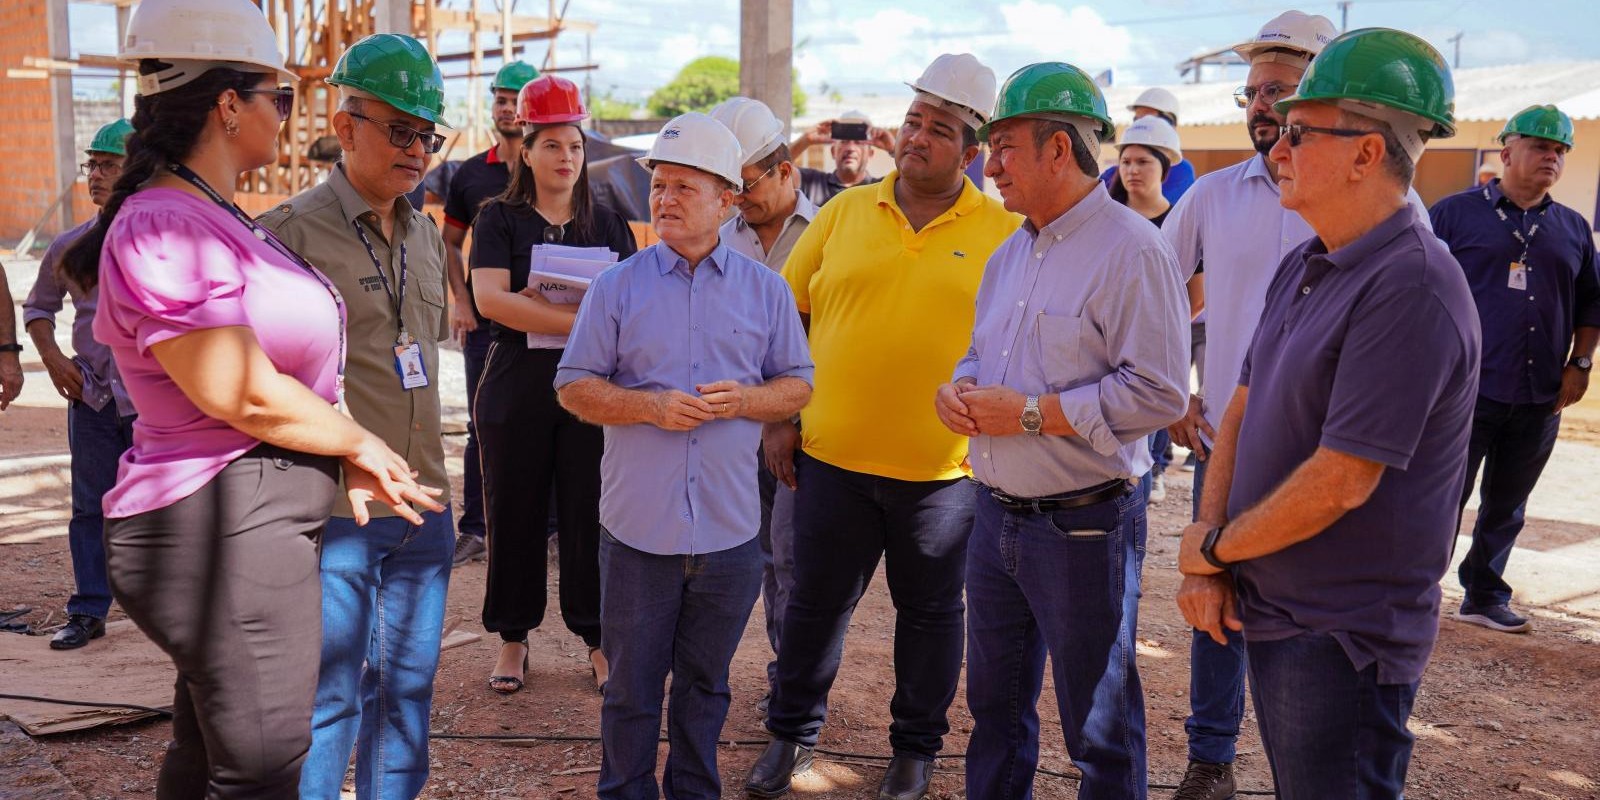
[60,1,442,795]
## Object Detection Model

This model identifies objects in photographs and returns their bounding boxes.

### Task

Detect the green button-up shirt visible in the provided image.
[258,164,450,519]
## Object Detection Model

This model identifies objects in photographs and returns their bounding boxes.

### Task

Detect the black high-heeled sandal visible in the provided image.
[490,640,529,694]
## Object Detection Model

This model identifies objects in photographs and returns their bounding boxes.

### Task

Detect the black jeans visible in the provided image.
[767,453,975,759]
[1457,396,1561,606]
[459,326,493,540]
[105,444,338,799]
[477,341,604,647]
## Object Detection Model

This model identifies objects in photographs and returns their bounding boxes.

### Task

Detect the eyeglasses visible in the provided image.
[80,159,122,177]
[241,87,295,121]
[543,223,565,244]
[738,164,777,195]
[1233,82,1299,109]
[348,112,446,154]
[1278,123,1380,148]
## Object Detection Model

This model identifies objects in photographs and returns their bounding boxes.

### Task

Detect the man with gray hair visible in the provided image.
[1176,29,1479,797]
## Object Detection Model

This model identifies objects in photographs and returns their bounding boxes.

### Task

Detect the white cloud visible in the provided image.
[995,1,1134,69]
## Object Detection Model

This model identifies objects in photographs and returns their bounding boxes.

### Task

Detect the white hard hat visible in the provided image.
[1231,10,1338,68]
[906,53,997,129]
[1116,116,1183,165]
[1129,87,1179,118]
[709,97,785,167]
[838,109,870,123]
[636,112,745,187]
[1478,161,1501,175]
[121,0,297,95]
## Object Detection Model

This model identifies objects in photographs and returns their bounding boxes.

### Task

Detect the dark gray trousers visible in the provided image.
[106,444,338,799]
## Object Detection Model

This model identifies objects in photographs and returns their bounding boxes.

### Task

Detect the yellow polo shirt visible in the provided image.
[782,172,1020,481]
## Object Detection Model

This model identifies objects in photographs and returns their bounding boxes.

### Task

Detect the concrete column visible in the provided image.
[739,0,793,135]
[46,0,74,230]
[374,0,412,35]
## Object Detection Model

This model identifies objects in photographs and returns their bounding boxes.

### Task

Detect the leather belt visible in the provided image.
[987,478,1132,514]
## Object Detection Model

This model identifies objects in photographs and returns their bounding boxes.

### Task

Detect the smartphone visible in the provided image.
[831,121,869,141]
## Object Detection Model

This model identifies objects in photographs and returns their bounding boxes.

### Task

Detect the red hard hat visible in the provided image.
[517,75,588,126]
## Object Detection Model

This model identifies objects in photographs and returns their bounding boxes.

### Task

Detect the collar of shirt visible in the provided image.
[652,239,732,276]
[875,170,988,227]
[329,163,416,241]
[1242,152,1281,192]
[1023,181,1113,245]
[1305,204,1420,273]
[484,145,503,165]
[733,189,819,234]
[1483,177,1553,213]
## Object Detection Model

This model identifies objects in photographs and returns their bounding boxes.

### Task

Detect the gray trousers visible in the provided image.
[106,444,338,799]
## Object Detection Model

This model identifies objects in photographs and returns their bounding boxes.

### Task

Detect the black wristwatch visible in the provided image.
[0,343,23,354]
[1569,356,1593,373]
[1200,525,1232,571]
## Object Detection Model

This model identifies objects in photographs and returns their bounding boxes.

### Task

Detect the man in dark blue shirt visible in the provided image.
[1429,104,1600,634]
[1177,29,1481,797]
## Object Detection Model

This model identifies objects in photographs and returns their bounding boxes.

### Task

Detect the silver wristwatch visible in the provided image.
[1020,395,1043,436]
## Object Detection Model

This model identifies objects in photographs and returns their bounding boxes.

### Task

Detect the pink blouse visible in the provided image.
[93,189,344,518]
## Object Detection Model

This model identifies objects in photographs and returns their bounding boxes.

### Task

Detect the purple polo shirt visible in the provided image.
[1229,204,1481,685]
[553,241,814,556]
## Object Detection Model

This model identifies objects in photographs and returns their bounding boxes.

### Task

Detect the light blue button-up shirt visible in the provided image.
[555,241,814,555]
[954,184,1189,497]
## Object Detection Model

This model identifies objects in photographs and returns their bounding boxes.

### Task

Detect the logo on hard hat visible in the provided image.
[1260,31,1291,41]
[1055,90,1074,106]
[662,128,681,140]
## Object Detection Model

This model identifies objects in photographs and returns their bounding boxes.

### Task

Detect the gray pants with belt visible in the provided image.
[106,444,338,799]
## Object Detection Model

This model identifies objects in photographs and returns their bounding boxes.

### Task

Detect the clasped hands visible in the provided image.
[934,379,1028,437]
[654,381,746,431]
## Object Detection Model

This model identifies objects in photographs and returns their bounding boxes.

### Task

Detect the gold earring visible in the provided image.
[224,117,240,137]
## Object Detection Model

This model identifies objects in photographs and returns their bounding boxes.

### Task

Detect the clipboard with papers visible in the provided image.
[526,243,618,349]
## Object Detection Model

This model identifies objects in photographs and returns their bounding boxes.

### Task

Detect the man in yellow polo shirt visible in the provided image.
[745,53,1019,800]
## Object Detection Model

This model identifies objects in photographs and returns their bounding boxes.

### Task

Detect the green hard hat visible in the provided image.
[87,118,134,156]
[328,33,451,126]
[492,60,540,93]
[980,62,1114,144]
[1498,104,1574,147]
[1274,27,1455,138]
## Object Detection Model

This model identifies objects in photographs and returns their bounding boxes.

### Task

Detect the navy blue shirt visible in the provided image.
[1230,205,1481,685]
[1429,179,1600,406]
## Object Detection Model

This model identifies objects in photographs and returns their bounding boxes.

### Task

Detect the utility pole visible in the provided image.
[1337,0,1352,31]
[1448,32,1464,68]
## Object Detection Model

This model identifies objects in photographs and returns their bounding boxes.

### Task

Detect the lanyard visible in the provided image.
[350,219,411,345]
[1483,184,1549,264]
[166,161,348,406]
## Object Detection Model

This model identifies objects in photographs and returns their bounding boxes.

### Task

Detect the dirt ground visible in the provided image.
[3,259,1600,798]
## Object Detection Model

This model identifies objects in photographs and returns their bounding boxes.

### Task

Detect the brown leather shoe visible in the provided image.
[1172,759,1236,800]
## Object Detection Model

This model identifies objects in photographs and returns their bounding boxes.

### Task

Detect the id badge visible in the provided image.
[1509,261,1528,291]
[394,342,429,390]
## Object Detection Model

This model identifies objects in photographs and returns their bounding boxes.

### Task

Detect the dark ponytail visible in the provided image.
[495,124,598,244]
[60,61,261,291]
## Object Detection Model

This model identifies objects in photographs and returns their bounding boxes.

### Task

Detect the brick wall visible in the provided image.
[0,2,63,244]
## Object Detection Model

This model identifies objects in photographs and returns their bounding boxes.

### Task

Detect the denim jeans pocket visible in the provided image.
[1043,499,1121,540]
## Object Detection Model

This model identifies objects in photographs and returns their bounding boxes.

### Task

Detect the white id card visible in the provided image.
[394,342,429,390]
[1509,261,1528,291]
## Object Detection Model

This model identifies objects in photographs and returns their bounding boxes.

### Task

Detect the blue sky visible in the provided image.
[67,0,1600,104]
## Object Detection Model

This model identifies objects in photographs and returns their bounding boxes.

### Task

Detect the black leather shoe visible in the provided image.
[50,614,105,650]
[744,739,813,798]
[878,755,934,800]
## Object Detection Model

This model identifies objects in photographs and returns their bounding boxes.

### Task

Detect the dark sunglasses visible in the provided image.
[241,87,295,121]
[1278,123,1379,148]
[348,112,446,154]
[543,223,565,244]
[1232,82,1298,109]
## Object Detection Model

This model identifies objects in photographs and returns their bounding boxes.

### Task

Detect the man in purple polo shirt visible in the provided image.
[1175,29,1480,797]
[555,112,813,800]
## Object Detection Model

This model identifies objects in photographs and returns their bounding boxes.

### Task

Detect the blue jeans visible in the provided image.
[1148,429,1171,475]
[964,487,1148,800]
[300,507,454,800]
[757,457,797,692]
[460,326,492,539]
[1457,397,1560,607]
[66,400,135,619]
[1185,454,1247,764]
[768,453,974,759]
[597,529,762,800]
[1249,631,1419,799]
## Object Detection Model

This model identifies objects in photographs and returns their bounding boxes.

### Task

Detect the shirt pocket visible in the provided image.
[414,278,448,341]
[1033,312,1083,393]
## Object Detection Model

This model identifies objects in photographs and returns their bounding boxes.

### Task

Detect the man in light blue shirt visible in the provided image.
[555,111,813,800]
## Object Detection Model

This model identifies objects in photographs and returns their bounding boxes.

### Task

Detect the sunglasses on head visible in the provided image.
[348,112,446,154]
[241,86,295,121]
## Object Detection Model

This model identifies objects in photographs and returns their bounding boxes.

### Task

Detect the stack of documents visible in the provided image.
[527,243,618,348]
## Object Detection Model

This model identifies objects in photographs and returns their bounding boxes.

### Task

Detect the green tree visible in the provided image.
[591,89,645,120]
[647,55,808,117]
